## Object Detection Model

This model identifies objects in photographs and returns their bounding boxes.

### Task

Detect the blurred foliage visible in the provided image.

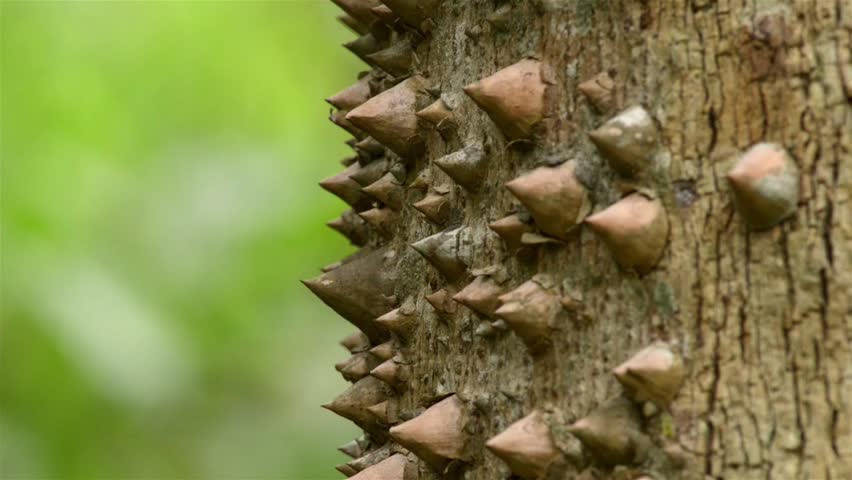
[1,1,370,478]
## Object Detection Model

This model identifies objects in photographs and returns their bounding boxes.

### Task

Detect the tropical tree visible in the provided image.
[305,1,851,479]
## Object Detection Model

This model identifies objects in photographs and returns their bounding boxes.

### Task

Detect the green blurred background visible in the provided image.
[1,1,365,478]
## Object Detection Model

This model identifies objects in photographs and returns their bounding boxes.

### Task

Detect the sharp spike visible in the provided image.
[433,143,487,190]
[337,351,382,382]
[613,343,685,407]
[489,214,534,253]
[354,136,386,157]
[336,463,359,477]
[519,232,559,245]
[339,439,365,459]
[366,400,389,424]
[374,307,416,338]
[322,376,392,438]
[494,279,562,352]
[578,71,616,112]
[358,207,398,238]
[338,14,370,35]
[370,358,409,391]
[412,191,451,225]
[346,76,425,157]
[327,76,372,110]
[389,394,469,472]
[424,288,457,317]
[415,98,455,127]
[504,160,589,240]
[380,0,441,31]
[340,331,371,353]
[362,172,404,210]
[369,341,395,361]
[452,275,504,318]
[348,444,394,472]
[327,209,370,246]
[485,410,562,479]
[330,109,366,139]
[463,59,547,139]
[588,105,659,177]
[320,164,372,210]
[348,158,389,187]
[409,227,470,280]
[356,435,371,450]
[366,41,413,77]
[301,248,397,342]
[726,142,799,230]
[408,167,431,191]
[344,33,382,65]
[567,397,647,466]
[584,193,669,273]
[331,0,383,27]
[348,453,418,480]
[369,5,399,25]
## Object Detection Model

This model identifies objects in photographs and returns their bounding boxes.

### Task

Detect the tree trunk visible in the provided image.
[310,1,851,479]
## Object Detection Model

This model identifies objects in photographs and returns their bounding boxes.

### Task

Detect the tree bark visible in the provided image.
[314,1,851,479]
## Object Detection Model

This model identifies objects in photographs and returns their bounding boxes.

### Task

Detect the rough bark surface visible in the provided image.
[315,1,851,479]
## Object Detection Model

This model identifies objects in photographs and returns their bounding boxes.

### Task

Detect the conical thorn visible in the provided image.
[389,394,469,472]
[346,76,425,158]
[463,59,547,139]
[505,160,589,240]
[433,143,487,190]
[726,142,799,230]
[584,193,669,274]
[485,410,562,479]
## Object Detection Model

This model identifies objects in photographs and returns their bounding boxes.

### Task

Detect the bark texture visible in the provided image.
[314,1,851,479]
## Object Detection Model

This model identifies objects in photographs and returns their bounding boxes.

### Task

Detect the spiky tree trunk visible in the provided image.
[306,1,851,479]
